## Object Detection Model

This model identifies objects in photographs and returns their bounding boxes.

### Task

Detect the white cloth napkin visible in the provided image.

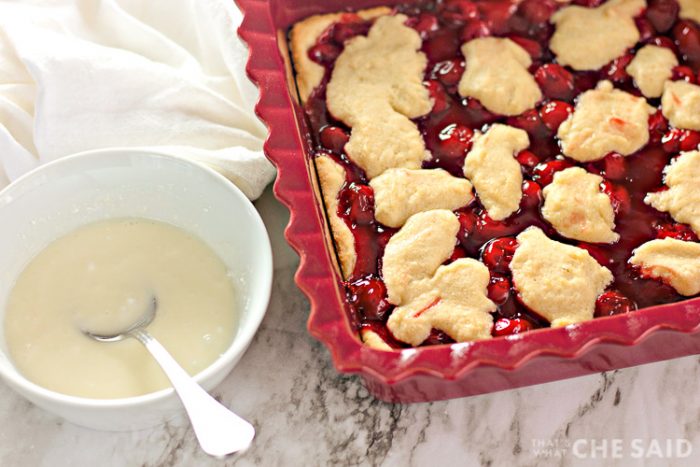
[0,0,274,199]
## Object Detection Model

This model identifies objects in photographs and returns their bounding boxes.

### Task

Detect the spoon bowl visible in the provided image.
[81,297,158,343]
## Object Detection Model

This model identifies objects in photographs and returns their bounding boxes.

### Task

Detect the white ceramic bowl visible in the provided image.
[0,149,272,430]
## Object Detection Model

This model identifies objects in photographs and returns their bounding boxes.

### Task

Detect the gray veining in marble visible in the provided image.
[1,187,699,467]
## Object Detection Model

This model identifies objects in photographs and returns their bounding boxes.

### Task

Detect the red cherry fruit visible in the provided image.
[425,80,450,113]
[661,128,683,153]
[351,225,379,278]
[507,109,548,137]
[330,21,370,45]
[577,243,611,267]
[572,0,604,7]
[539,100,574,132]
[680,129,700,151]
[648,110,669,143]
[319,126,350,153]
[662,128,700,152]
[423,29,460,62]
[602,53,634,84]
[594,291,636,318]
[516,0,556,25]
[520,180,543,209]
[440,0,480,23]
[477,213,512,239]
[347,276,391,321]
[508,36,543,61]
[448,245,468,263]
[672,65,696,83]
[438,123,475,158]
[497,297,519,318]
[338,183,375,225]
[457,210,478,243]
[481,0,515,35]
[650,35,678,53]
[574,70,601,93]
[308,43,341,65]
[535,64,576,102]
[481,237,518,273]
[583,161,603,176]
[532,159,574,186]
[406,12,440,37]
[674,20,700,72]
[460,20,491,42]
[654,222,699,241]
[646,0,680,34]
[433,59,466,87]
[462,97,498,126]
[492,317,533,337]
[600,180,631,216]
[424,329,456,346]
[601,152,627,181]
[488,274,511,305]
[516,150,540,171]
[635,17,656,43]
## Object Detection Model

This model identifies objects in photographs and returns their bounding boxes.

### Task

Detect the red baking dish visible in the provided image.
[236,0,700,402]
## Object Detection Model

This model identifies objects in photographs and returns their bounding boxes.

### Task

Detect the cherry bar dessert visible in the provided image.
[289,0,700,350]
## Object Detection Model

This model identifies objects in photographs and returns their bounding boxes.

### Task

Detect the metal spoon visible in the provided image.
[82,297,255,457]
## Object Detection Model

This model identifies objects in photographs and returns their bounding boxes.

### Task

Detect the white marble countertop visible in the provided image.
[1,188,699,467]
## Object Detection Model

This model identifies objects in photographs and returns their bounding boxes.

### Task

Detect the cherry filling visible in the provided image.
[595,291,637,317]
[674,20,700,73]
[535,64,577,101]
[487,274,511,305]
[319,126,350,154]
[347,276,392,322]
[492,316,533,337]
[302,0,700,348]
[647,0,680,33]
[532,158,575,186]
[481,237,518,273]
[425,122,475,176]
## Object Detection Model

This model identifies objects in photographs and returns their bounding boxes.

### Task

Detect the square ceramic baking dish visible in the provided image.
[236,0,700,402]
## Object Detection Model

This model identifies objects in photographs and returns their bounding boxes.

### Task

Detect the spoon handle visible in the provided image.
[130,328,255,457]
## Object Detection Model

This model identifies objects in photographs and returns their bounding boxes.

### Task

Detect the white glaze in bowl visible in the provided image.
[0,149,272,430]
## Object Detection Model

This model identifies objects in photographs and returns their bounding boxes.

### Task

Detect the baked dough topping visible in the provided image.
[550,0,646,71]
[464,124,528,220]
[327,15,432,179]
[290,8,392,102]
[315,156,356,278]
[370,168,473,228]
[630,238,700,296]
[626,45,678,99]
[679,0,700,24]
[661,80,700,131]
[558,81,655,162]
[386,259,496,345]
[510,227,614,327]
[457,37,542,116]
[383,210,496,345]
[382,210,460,305]
[542,167,619,243]
[360,329,392,351]
[645,150,700,235]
